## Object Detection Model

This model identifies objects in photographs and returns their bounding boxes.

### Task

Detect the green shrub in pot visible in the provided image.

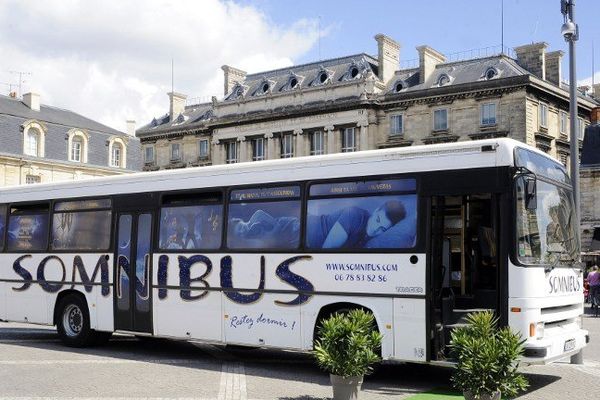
[450,311,529,399]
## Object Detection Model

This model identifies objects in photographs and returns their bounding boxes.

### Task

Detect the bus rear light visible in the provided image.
[530,322,545,338]
[510,307,521,313]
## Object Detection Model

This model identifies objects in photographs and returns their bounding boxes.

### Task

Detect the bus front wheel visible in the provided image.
[56,294,97,347]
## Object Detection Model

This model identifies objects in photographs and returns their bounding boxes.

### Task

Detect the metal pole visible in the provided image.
[563,0,583,365]
[566,2,580,248]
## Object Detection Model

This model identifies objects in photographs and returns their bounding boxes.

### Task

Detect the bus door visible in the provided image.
[114,211,154,333]
[423,168,510,360]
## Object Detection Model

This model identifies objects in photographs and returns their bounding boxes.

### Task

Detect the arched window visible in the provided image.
[111,143,122,167]
[25,128,40,156]
[22,121,46,157]
[108,137,127,168]
[67,129,89,163]
[71,136,83,162]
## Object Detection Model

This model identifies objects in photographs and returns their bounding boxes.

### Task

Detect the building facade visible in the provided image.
[137,35,599,172]
[0,93,142,186]
[581,108,600,266]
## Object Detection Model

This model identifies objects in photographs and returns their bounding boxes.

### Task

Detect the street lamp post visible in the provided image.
[561,0,583,365]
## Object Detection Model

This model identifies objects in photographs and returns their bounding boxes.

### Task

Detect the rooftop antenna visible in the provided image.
[501,0,504,54]
[171,58,174,93]
[9,70,32,98]
[318,15,322,61]
[593,40,595,88]
[1,82,18,95]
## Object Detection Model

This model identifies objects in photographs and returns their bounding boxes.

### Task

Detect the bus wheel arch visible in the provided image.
[54,290,110,347]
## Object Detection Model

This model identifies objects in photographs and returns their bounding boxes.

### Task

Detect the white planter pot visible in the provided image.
[463,390,501,400]
[330,374,363,400]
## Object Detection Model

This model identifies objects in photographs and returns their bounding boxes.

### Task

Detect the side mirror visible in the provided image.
[525,177,537,210]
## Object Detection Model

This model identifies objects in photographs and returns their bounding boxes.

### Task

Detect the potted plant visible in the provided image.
[450,311,529,400]
[313,309,382,400]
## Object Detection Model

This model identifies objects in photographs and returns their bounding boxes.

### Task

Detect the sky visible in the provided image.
[0,0,599,132]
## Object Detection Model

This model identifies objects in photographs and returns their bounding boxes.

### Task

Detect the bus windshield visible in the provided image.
[516,178,579,265]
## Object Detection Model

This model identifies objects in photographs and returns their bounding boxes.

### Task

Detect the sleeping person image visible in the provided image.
[306,200,406,249]
[228,198,412,250]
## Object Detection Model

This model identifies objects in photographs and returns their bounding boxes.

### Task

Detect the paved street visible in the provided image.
[1,310,599,400]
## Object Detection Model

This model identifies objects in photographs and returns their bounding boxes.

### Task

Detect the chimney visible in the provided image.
[23,92,40,111]
[126,120,136,136]
[416,45,446,84]
[374,34,400,84]
[592,83,600,99]
[221,65,247,96]
[545,50,564,85]
[168,92,187,121]
[514,42,548,80]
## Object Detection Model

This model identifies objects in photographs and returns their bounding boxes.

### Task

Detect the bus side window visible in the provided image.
[7,204,50,252]
[159,204,223,250]
[51,210,112,251]
[159,191,223,251]
[306,179,418,250]
[0,204,6,251]
[51,199,112,251]
[227,186,301,250]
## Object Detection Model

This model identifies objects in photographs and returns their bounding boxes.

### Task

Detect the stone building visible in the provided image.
[136,35,599,171]
[581,107,600,266]
[0,93,142,186]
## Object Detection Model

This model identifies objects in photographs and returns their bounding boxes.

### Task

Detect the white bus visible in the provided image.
[0,138,588,364]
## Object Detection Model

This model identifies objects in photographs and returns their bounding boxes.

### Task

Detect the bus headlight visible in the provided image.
[530,322,545,338]
[536,322,545,338]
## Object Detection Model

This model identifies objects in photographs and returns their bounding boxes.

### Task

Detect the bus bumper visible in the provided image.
[521,328,589,365]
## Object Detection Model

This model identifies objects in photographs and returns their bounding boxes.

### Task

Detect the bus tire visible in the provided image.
[56,294,96,347]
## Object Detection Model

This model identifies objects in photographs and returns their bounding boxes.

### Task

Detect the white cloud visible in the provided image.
[0,0,321,131]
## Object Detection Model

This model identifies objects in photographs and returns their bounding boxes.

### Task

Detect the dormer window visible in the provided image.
[226,84,245,100]
[280,74,301,92]
[340,64,363,82]
[393,81,405,93]
[254,80,272,96]
[319,71,328,83]
[485,67,498,80]
[437,74,450,87]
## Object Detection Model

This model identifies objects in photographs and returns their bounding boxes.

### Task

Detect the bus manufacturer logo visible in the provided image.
[548,275,581,294]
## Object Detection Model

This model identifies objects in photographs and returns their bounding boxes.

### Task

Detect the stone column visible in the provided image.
[357,121,369,151]
[211,138,222,165]
[294,129,304,157]
[265,133,275,160]
[238,136,247,162]
[325,125,335,154]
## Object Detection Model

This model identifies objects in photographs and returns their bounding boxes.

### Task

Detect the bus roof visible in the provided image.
[0,138,559,203]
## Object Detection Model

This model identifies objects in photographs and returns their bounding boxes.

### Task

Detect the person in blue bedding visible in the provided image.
[229,200,406,249]
[307,200,406,249]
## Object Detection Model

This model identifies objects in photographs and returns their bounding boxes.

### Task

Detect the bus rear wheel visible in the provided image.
[56,294,98,347]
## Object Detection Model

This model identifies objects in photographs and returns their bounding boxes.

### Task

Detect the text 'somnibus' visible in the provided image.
[0,138,588,364]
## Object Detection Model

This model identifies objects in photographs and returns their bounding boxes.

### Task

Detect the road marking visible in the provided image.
[218,362,247,400]
[0,396,264,400]
[190,343,238,361]
[0,359,208,365]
